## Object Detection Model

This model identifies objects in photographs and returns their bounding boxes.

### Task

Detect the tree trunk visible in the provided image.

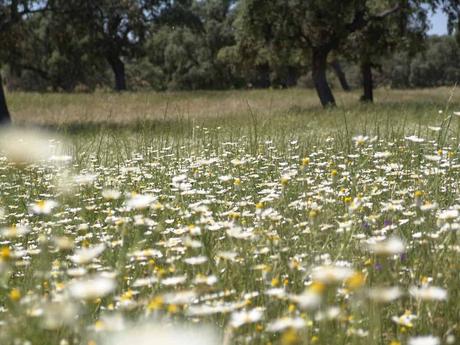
[107,55,126,91]
[285,66,298,88]
[312,48,336,107]
[360,62,373,102]
[251,64,271,88]
[0,72,11,125]
[330,59,351,91]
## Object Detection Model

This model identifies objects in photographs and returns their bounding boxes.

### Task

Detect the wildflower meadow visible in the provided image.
[0,89,459,345]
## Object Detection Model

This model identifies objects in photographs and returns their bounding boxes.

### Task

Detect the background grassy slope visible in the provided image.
[8,88,459,129]
[7,87,460,165]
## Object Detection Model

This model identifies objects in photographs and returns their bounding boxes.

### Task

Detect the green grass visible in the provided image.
[0,88,459,345]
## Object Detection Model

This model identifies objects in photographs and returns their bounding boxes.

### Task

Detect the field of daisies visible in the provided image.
[0,108,459,345]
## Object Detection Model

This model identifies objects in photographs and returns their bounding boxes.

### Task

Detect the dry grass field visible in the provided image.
[8,87,460,127]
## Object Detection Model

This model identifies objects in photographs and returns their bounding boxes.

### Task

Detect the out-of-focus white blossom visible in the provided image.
[68,275,116,300]
[230,308,263,328]
[0,127,66,165]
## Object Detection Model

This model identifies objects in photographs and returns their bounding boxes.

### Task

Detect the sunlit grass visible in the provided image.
[7,87,460,128]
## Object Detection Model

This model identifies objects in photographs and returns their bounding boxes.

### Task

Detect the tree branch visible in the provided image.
[371,4,401,21]
[347,4,401,33]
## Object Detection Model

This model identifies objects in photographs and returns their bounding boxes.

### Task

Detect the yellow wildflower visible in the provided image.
[9,288,21,302]
[0,247,11,261]
[309,281,326,294]
[281,328,300,345]
[167,304,178,314]
[345,272,366,290]
[147,296,164,311]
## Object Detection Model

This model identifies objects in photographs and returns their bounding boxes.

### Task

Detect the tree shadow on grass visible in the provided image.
[34,117,195,136]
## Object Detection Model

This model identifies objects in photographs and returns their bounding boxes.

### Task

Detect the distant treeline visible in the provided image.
[1,1,460,121]
[6,33,460,93]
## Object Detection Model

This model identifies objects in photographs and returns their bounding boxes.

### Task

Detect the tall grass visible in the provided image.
[0,88,458,345]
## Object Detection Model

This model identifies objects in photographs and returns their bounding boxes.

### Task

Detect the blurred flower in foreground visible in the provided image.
[70,244,106,265]
[311,265,354,285]
[345,272,366,290]
[366,236,406,256]
[409,286,447,301]
[74,173,97,186]
[288,289,322,310]
[9,288,21,302]
[438,208,458,221]
[41,301,78,330]
[126,193,156,210]
[93,314,126,332]
[100,323,218,345]
[230,308,264,328]
[405,135,425,143]
[368,287,402,303]
[54,236,75,251]
[408,335,440,345]
[68,275,116,300]
[102,189,122,200]
[29,199,58,215]
[0,127,66,165]
[266,317,306,332]
[391,310,417,327]
[1,225,30,238]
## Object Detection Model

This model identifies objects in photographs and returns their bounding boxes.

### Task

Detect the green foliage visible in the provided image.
[130,0,241,90]
[14,12,107,91]
[384,35,460,87]
[411,35,460,86]
[2,0,460,95]
[231,0,307,86]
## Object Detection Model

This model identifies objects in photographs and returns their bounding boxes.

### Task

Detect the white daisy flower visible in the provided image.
[267,317,306,332]
[126,194,156,210]
[408,335,440,345]
[230,308,263,328]
[409,286,447,301]
[69,244,106,265]
[311,265,354,284]
[366,236,406,256]
[102,189,122,200]
[68,275,116,300]
[161,275,187,286]
[30,200,58,215]
[368,287,402,303]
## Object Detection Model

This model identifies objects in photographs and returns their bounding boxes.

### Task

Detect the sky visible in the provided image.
[428,9,448,35]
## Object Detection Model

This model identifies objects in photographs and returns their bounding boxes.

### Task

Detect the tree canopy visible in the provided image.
[1,0,460,119]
